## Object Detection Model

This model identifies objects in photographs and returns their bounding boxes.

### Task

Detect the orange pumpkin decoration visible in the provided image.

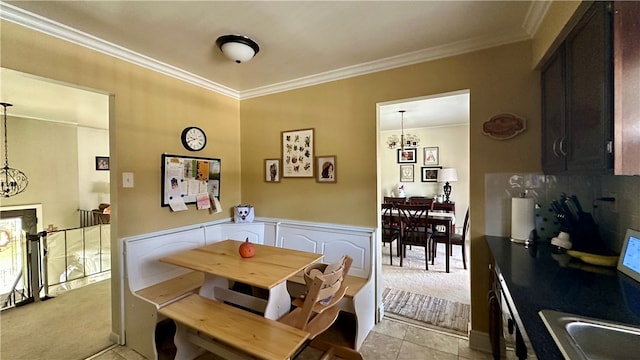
[239,238,256,258]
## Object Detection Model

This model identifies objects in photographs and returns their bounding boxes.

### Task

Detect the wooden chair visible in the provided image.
[407,196,434,208]
[431,208,469,269]
[396,204,432,270]
[381,203,400,265]
[279,256,363,360]
[384,196,407,207]
[431,202,455,233]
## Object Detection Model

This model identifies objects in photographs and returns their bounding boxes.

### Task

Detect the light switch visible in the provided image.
[122,172,134,188]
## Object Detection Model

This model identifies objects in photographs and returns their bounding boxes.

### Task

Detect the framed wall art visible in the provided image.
[400,165,414,182]
[397,148,417,163]
[316,155,336,183]
[265,159,281,183]
[161,154,221,207]
[95,156,110,171]
[282,128,314,178]
[423,147,439,165]
[421,166,442,182]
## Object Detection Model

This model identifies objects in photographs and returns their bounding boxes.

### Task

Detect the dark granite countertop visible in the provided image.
[486,236,640,359]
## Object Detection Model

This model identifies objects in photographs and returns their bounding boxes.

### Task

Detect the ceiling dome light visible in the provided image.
[216,34,260,63]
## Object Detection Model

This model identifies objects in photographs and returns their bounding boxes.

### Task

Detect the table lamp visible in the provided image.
[438,168,458,203]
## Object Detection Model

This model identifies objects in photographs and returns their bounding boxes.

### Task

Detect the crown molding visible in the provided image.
[2,2,545,101]
[240,32,531,99]
[523,0,552,36]
[0,3,240,99]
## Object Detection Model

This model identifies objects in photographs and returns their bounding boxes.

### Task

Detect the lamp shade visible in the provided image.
[438,168,458,183]
[216,34,260,63]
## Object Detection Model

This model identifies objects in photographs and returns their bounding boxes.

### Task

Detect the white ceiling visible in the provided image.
[1,1,547,130]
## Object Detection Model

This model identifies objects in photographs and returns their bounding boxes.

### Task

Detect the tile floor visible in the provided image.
[87,317,499,360]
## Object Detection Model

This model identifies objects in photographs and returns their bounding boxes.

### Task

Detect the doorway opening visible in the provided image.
[377,90,471,334]
[0,69,114,359]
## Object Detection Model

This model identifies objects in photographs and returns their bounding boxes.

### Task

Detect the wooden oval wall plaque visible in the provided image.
[482,113,526,140]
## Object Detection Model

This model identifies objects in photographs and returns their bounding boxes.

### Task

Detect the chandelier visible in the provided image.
[1,102,29,197]
[387,110,420,150]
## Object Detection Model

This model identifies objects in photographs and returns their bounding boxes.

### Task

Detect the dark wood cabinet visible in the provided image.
[613,1,640,175]
[541,2,613,174]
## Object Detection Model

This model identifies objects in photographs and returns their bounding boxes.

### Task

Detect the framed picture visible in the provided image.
[421,166,442,182]
[95,156,110,171]
[316,155,336,183]
[397,148,417,163]
[400,165,414,182]
[265,159,281,183]
[423,147,439,165]
[282,128,314,178]
[160,154,221,207]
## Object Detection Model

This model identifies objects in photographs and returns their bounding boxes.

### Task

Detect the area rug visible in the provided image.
[382,288,470,335]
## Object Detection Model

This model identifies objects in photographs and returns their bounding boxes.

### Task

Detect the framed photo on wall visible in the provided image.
[95,156,109,171]
[423,147,439,165]
[282,128,314,178]
[421,166,442,182]
[397,148,417,163]
[315,155,336,183]
[265,159,281,183]
[400,165,414,182]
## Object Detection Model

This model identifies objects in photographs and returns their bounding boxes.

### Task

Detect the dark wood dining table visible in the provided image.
[385,210,455,273]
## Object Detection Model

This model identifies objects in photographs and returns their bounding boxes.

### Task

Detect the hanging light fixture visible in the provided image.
[0,102,28,197]
[216,34,260,63]
[387,110,420,150]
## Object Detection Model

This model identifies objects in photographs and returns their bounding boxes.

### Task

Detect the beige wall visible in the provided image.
[380,124,470,220]
[241,40,541,333]
[1,20,242,338]
[2,1,581,340]
[0,116,80,228]
[531,0,585,68]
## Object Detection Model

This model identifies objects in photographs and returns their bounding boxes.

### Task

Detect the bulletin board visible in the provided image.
[161,154,221,207]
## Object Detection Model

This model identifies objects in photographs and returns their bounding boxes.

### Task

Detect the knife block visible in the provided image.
[570,212,609,255]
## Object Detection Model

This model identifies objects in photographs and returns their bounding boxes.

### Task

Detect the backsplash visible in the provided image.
[485,173,640,253]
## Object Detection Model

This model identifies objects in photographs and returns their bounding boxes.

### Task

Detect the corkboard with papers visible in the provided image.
[161,154,221,208]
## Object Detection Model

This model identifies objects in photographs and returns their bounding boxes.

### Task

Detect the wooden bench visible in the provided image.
[159,293,309,360]
[123,230,207,360]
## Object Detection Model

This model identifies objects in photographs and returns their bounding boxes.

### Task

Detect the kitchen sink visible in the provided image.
[539,309,640,359]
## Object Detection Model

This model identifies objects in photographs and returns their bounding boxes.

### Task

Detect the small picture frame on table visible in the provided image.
[95,156,109,171]
[316,155,336,183]
[265,159,281,183]
[400,165,414,182]
[421,166,442,182]
[423,147,439,165]
[397,148,417,163]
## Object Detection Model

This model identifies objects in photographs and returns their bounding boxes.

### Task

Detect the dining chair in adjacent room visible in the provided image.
[396,204,432,270]
[432,202,456,234]
[384,196,407,207]
[407,196,435,208]
[279,255,363,360]
[431,208,469,269]
[381,203,400,265]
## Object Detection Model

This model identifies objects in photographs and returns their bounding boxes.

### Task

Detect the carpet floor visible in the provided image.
[382,288,470,336]
[0,279,113,360]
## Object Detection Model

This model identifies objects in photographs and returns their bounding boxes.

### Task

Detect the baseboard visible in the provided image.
[468,330,492,354]
[109,332,122,345]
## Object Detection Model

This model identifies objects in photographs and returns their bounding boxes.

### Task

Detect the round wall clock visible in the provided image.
[181,126,207,151]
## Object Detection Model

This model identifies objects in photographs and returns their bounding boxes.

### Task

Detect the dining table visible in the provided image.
[159,239,323,320]
[385,209,456,273]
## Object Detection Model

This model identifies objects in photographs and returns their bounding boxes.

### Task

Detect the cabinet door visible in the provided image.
[614,1,640,175]
[565,2,613,173]
[541,45,566,174]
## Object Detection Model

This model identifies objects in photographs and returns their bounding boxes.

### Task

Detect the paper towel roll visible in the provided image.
[511,197,535,241]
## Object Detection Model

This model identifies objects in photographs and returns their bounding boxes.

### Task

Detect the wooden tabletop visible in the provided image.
[160,239,323,289]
